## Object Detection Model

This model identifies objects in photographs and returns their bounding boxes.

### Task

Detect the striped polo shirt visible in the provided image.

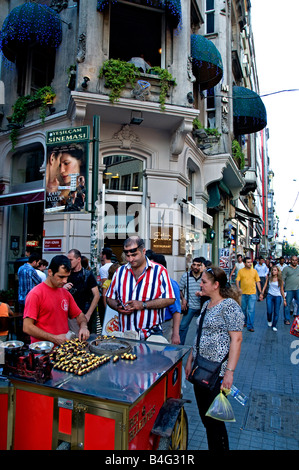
[179,271,202,310]
[106,258,175,339]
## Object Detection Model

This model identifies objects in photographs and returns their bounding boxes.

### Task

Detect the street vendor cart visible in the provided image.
[0,336,190,450]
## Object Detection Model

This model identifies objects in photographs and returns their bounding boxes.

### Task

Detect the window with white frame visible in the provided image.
[206,0,215,34]
[206,87,216,129]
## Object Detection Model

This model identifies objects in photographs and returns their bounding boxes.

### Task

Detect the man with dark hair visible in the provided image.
[236,257,262,332]
[65,249,100,334]
[36,259,49,282]
[99,247,113,284]
[254,256,269,296]
[106,236,175,340]
[179,257,206,344]
[148,252,181,344]
[23,255,89,345]
[18,252,42,313]
[98,247,114,327]
[282,255,299,325]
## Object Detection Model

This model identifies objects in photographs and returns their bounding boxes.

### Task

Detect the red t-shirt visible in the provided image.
[24,282,82,343]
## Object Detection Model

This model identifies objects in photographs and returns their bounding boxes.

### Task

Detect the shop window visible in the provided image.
[121,174,131,191]
[103,155,143,192]
[109,2,163,68]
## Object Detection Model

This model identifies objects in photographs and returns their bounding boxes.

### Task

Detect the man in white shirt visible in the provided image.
[255,256,269,297]
[98,247,113,285]
[36,259,48,282]
[229,254,244,281]
[278,256,287,271]
[98,247,114,327]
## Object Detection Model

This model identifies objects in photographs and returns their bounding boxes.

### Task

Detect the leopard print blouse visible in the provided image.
[192,298,244,376]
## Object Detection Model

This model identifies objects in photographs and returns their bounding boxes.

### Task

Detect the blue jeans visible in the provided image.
[266,294,282,328]
[179,307,200,345]
[241,294,256,330]
[285,290,299,322]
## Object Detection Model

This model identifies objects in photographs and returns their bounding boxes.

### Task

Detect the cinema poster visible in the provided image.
[45,126,90,213]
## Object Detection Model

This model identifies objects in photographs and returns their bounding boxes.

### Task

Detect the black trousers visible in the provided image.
[194,377,229,451]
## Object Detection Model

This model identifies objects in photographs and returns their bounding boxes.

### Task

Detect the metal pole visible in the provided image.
[90,115,100,277]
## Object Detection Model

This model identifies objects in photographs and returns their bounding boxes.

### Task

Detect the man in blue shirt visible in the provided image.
[146,253,181,344]
[18,252,42,313]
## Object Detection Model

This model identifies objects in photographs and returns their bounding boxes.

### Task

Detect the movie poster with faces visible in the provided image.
[45,126,90,213]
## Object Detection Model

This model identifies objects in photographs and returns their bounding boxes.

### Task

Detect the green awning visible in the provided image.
[97,0,182,29]
[207,182,221,209]
[0,3,62,62]
[191,34,223,91]
[233,86,267,135]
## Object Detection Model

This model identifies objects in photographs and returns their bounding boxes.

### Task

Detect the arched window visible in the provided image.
[103,155,143,192]
[11,144,44,188]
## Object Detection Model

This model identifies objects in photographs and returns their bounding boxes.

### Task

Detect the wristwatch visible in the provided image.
[142,301,147,309]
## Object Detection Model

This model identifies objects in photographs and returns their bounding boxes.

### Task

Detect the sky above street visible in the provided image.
[250,0,299,246]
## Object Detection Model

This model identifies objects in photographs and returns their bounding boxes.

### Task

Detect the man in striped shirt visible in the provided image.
[106,236,175,340]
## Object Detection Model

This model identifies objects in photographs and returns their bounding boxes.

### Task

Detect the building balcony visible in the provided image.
[240,168,257,195]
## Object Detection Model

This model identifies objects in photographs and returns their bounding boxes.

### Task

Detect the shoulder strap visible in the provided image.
[195,304,208,350]
[186,271,189,304]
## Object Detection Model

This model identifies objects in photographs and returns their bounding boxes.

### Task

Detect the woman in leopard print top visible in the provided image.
[185,266,244,451]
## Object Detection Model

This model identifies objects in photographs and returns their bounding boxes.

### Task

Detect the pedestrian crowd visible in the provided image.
[3,241,299,452]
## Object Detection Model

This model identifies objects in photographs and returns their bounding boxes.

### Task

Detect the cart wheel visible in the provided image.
[157,407,188,450]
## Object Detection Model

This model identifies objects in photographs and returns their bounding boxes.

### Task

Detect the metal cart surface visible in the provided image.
[0,338,190,450]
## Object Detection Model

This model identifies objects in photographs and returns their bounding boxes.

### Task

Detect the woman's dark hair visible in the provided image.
[205,265,241,305]
[49,143,85,165]
[48,255,71,275]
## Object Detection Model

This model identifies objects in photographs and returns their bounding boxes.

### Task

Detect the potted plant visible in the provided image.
[99,59,140,103]
[148,66,177,110]
[232,139,245,169]
[99,59,177,110]
[192,118,221,139]
[34,86,56,122]
[9,86,56,149]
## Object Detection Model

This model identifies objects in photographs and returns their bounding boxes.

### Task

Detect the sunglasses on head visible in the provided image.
[123,241,144,256]
[205,267,215,277]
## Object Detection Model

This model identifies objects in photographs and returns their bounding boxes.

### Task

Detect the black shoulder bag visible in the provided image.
[188,305,229,390]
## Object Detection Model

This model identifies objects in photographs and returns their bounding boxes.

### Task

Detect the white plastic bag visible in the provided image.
[205,391,236,422]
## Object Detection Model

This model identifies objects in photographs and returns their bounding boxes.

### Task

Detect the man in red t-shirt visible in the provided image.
[23,255,90,345]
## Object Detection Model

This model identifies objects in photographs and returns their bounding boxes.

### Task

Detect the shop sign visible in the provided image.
[46,127,90,145]
[44,238,62,252]
[26,240,39,247]
[150,226,173,254]
[219,247,232,276]
[45,126,90,214]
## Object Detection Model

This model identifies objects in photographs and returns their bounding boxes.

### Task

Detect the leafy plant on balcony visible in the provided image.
[9,86,56,149]
[149,66,177,110]
[34,86,56,122]
[192,118,221,138]
[99,59,140,103]
[99,59,176,110]
[232,139,245,169]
